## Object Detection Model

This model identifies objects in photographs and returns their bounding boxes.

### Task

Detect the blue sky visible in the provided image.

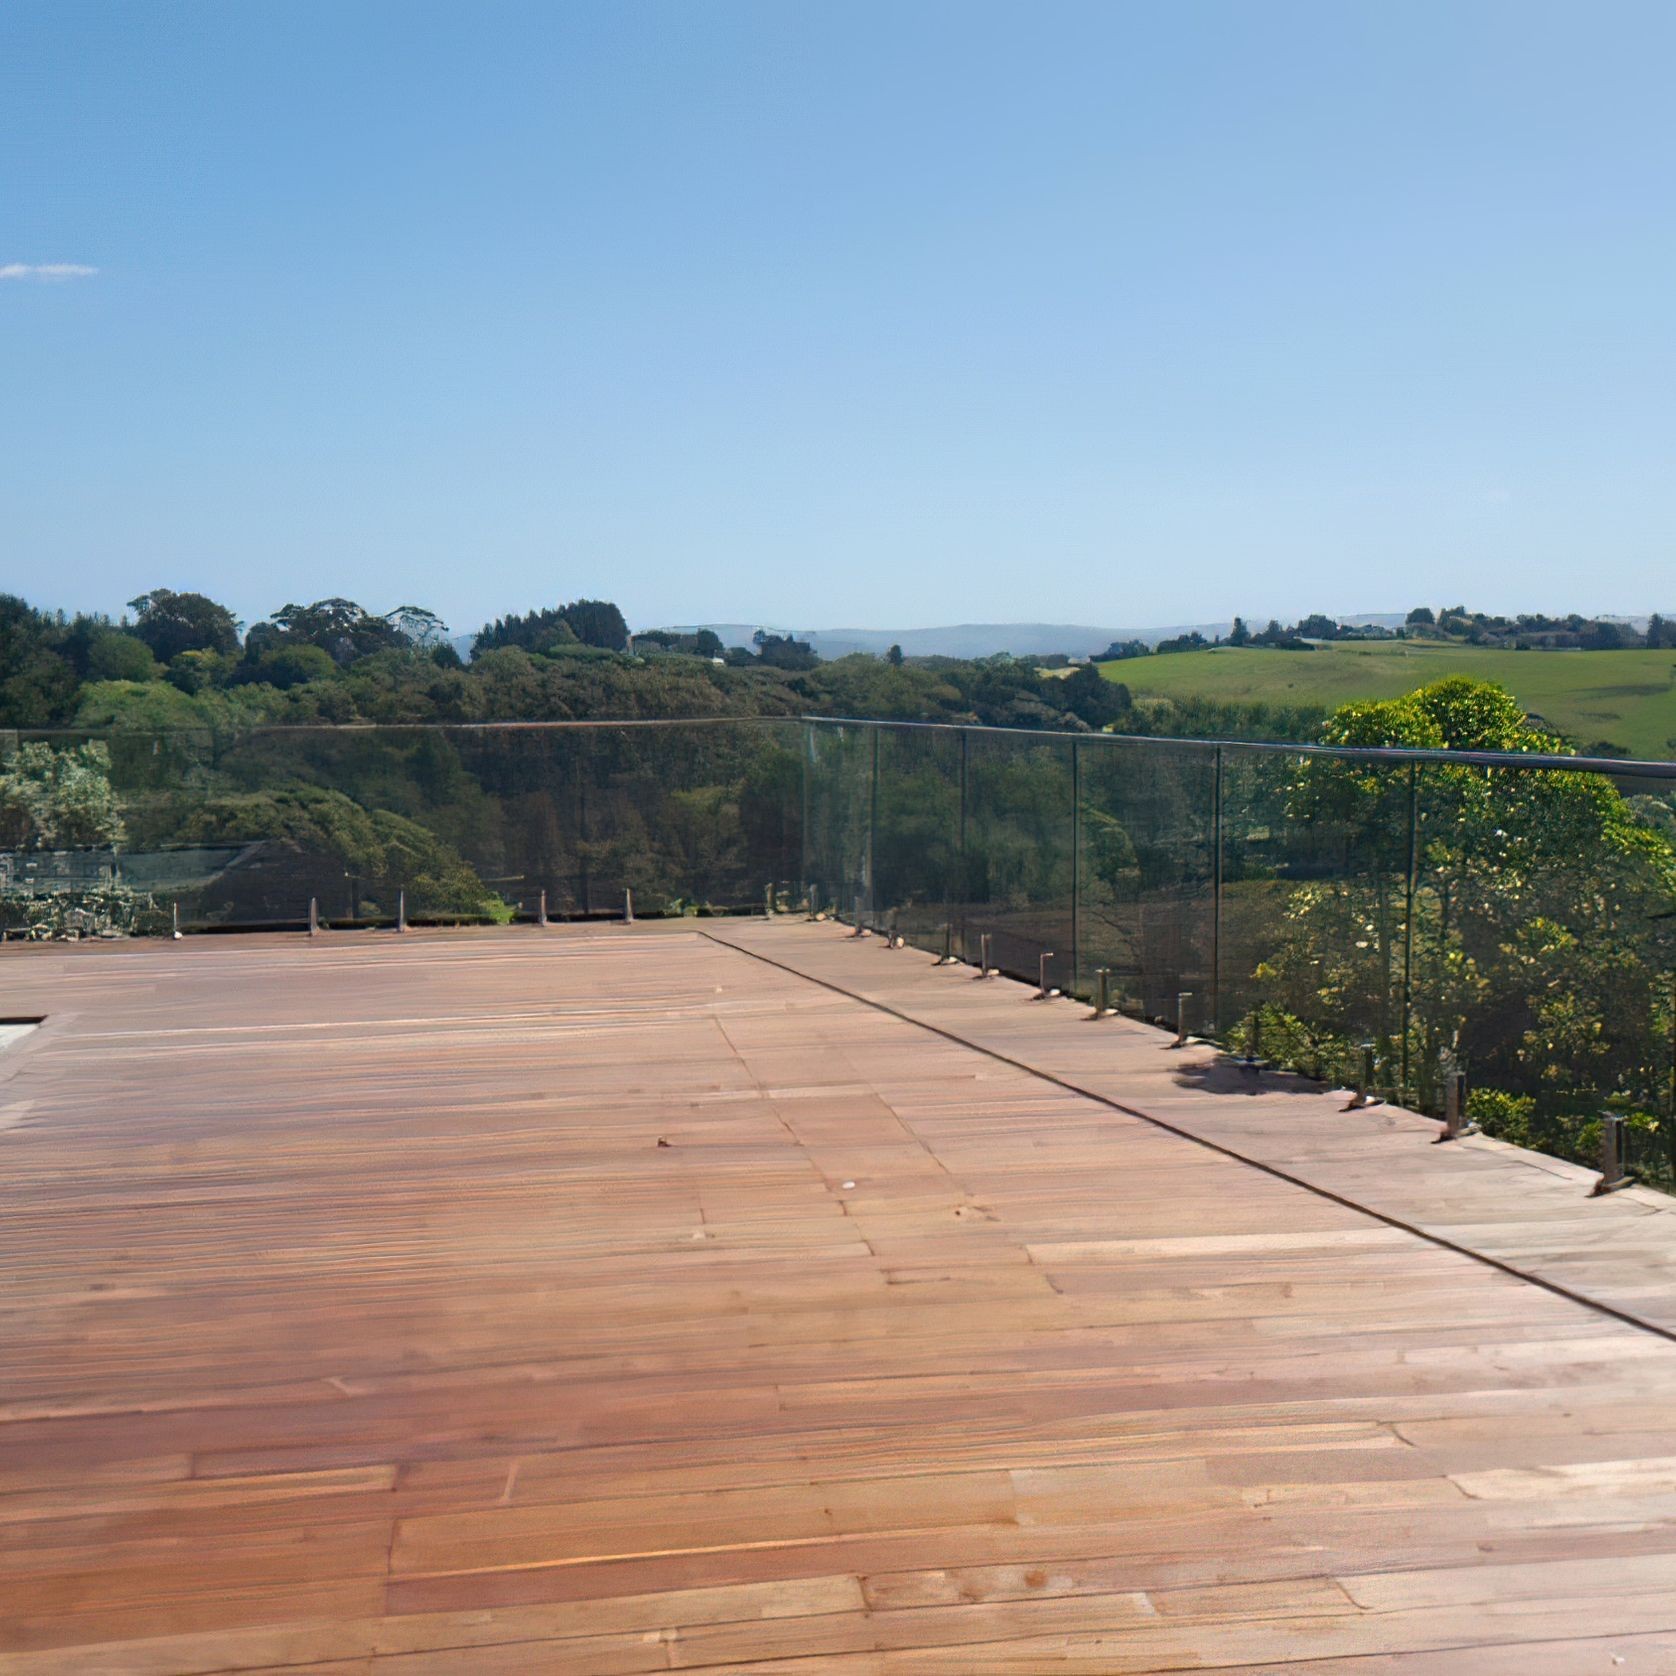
[4,1,1673,637]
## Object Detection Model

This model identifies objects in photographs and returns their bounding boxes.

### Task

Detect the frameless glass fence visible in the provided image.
[8,713,1676,1191]
[807,718,1676,1194]
[0,720,803,936]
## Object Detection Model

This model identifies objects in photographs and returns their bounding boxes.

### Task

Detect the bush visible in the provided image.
[87,632,157,684]
[167,649,236,694]
[175,786,502,919]
[1465,1087,1537,1146]
[1462,1087,1660,1171]
[239,644,339,691]
[0,740,126,850]
[1225,1004,1351,1081]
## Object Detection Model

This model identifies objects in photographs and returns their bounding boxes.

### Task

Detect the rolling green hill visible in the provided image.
[1098,641,1676,761]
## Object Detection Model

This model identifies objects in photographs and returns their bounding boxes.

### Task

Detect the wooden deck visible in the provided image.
[708,920,1676,1341]
[4,924,1676,1672]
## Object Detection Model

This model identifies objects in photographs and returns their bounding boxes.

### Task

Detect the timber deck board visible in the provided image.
[0,924,1674,1671]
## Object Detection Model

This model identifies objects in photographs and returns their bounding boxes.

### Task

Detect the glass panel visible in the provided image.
[1,721,800,936]
[1218,746,1416,1094]
[1075,736,1216,1020]
[873,725,962,952]
[1415,755,1676,1145]
[203,725,505,927]
[471,721,803,919]
[0,729,207,938]
[1623,1118,1676,1194]
[959,729,1075,984]
[803,720,873,923]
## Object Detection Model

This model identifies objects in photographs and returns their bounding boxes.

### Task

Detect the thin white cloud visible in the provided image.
[0,262,98,281]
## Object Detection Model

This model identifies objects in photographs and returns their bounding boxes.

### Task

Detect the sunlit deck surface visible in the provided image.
[7,923,1676,1673]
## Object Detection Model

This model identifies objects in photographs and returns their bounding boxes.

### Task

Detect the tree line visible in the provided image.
[1102,604,1673,660]
[1404,605,1668,649]
[0,586,1205,738]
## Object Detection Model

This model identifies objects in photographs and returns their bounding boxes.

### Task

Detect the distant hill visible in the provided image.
[458,611,1640,665]
[664,622,1235,660]
[458,613,1418,663]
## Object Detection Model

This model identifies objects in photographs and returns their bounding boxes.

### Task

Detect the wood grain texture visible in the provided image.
[1,923,1674,1672]
[710,917,1676,1338]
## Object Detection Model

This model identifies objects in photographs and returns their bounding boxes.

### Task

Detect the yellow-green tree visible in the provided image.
[1262,678,1676,1107]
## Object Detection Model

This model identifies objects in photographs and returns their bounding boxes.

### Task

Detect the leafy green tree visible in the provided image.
[561,599,630,651]
[961,740,1077,926]
[1260,677,1676,1108]
[260,598,405,665]
[737,743,804,882]
[1061,662,1128,729]
[240,644,339,690]
[474,606,580,656]
[166,648,237,694]
[870,731,963,912]
[86,631,157,683]
[128,590,242,661]
[0,741,126,850]
[0,595,79,724]
[176,785,501,919]
[73,665,289,733]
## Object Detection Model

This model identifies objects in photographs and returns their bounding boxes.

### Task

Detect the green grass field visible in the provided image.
[1098,641,1676,761]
